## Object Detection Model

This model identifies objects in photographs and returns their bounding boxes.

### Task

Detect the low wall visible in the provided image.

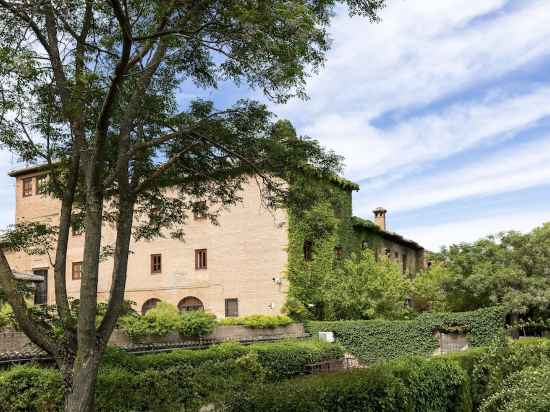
[0,323,306,358]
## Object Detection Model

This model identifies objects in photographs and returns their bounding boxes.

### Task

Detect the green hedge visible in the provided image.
[0,339,344,411]
[228,356,472,412]
[218,315,294,329]
[306,306,506,364]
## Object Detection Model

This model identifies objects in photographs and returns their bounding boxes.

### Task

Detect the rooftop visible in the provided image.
[351,216,424,251]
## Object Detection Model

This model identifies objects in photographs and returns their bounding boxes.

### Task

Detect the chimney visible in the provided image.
[373,207,387,231]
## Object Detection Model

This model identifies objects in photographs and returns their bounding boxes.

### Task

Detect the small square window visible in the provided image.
[195,249,207,269]
[361,240,369,250]
[35,175,48,195]
[225,298,239,317]
[151,254,162,274]
[22,178,33,197]
[72,262,82,280]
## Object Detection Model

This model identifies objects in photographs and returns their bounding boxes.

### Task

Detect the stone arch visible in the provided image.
[178,296,204,312]
[141,298,161,315]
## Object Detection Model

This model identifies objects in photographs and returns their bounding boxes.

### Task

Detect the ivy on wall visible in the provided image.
[306,306,506,364]
[285,172,356,320]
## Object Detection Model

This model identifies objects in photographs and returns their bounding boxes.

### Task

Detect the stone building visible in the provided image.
[4,165,424,317]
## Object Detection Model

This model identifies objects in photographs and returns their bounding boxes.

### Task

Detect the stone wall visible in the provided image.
[0,323,306,357]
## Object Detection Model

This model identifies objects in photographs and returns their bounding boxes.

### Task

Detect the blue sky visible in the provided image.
[1,0,549,250]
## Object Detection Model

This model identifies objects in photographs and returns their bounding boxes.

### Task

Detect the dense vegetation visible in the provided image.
[228,339,550,412]
[307,306,506,363]
[414,223,550,322]
[0,339,343,411]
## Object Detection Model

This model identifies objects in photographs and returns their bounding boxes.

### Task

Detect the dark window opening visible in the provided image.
[361,240,369,250]
[303,240,313,261]
[22,178,33,197]
[335,246,344,259]
[195,249,207,269]
[33,269,48,305]
[151,254,162,274]
[178,296,204,312]
[225,298,239,317]
[142,298,161,315]
[402,254,408,274]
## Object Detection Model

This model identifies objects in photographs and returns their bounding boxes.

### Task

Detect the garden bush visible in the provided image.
[102,338,344,382]
[479,363,550,412]
[307,306,506,364]
[228,356,472,412]
[119,302,216,340]
[0,339,343,411]
[218,314,293,329]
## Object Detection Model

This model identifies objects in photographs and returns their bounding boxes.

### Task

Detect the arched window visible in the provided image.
[178,296,204,312]
[142,298,161,315]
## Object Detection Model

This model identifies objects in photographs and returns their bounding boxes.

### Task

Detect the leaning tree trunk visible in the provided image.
[64,350,101,412]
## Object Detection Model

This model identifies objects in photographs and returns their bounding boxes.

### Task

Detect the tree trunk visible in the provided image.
[64,351,100,412]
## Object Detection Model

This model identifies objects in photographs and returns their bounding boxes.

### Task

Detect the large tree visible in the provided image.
[426,223,550,320]
[0,1,384,410]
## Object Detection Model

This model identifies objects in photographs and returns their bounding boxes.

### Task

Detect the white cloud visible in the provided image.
[355,135,550,216]
[401,209,548,251]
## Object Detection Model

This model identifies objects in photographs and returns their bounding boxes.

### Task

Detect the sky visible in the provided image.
[1,0,549,251]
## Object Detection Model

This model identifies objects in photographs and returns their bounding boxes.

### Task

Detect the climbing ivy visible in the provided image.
[285,173,356,320]
[306,306,507,364]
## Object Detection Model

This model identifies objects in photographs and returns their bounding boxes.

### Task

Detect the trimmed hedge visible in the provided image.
[306,306,506,364]
[228,356,472,412]
[0,339,344,411]
[218,315,294,329]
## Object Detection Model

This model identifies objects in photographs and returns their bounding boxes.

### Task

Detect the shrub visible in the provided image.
[119,302,216,340]
[0,339,344,411]
[102,339,344,382]
[480,364,550,412]
[0,365,64,411]
[307,306,506,364]
[178,310,216,336]
[229,357,471,412]
[469,338,550,407]
[218,314,293,329]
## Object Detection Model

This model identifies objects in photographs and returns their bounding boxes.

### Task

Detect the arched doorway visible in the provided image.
[178,296,204,312]
[142,298,161,315]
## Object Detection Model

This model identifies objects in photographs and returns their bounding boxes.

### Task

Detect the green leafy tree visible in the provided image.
[434,223,550,320]
[324,249,412,320]
[0,1,385,410]
[411,263,452,312]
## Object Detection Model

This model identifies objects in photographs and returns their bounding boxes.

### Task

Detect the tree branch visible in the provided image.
[0,248,59,356]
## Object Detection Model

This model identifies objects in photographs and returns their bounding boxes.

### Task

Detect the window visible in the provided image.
[22,178,33,197]
[385,248,391,257]
[361,240,369,250]
[195,249,207,269]
[193,200,208,220]
[303,240,313,261]
[178,296,204,312]
[150,254,162,274]
[225,298,239,317]
[35,175,48,195]
[335,246,344,259]
[33,269,48,305]
[402,253,408,274]
[142,298,161,315]
[72,262,82,280]
[394,251,399,259]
